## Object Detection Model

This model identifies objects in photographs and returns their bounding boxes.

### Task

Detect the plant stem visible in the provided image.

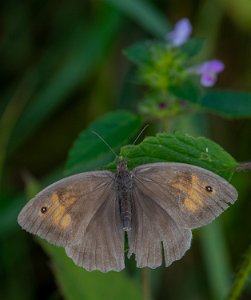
[200,220,231,300]
[142,268,152,300]
[227,243,251,300]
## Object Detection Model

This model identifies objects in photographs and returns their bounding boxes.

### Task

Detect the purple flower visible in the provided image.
[166,18,192,47]
[190,60,225,87]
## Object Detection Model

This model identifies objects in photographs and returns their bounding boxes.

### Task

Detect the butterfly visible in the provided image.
[18,158,238,272]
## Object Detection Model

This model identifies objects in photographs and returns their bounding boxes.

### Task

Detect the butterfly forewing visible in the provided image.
[133,163,238,229]
[18,171,125,271]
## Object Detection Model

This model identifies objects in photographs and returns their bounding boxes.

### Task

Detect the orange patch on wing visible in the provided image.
[60,214,71,229]
[51,191,76,226]
[62,192,77,207]
[57,190,77,207]
[38,191,75,227]
[173,175,206,213]
[184,197,204,213]
[52,207,65,225]
[50,192,65,224]
[51,192,60,203]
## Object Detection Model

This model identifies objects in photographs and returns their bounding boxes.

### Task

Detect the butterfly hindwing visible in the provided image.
[66,189,125,272]
[128,185,192,268]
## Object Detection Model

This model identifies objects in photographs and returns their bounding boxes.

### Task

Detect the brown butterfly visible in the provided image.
[18,159,238,272]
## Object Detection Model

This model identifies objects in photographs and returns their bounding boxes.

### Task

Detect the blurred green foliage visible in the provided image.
[65,111,142,175]
[1,1,251,300]
[40,240,142,300]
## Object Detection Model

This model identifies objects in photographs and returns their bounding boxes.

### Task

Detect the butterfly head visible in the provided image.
[117,156,128,172]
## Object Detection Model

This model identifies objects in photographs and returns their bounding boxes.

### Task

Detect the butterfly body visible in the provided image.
[115,159,133,231]
[18,161,238,272]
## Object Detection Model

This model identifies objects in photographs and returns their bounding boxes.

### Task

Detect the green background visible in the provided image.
[1,0,251,299]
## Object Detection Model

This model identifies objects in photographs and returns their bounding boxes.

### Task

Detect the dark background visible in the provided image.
[1,0,251,299]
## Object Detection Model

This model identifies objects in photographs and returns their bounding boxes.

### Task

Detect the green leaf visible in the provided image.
[105,0,169,37]
[189,90,251,118]
[124,37,204,69]
[8,8,122,153]
[124,42,152,65]
[169,80,201,103]
[65,111,143,175]
[108,132,238,180]
[40,241,142,300]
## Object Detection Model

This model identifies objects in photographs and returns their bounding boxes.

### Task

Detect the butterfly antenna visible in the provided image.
[133,124,149,145]
[91,130,117,158]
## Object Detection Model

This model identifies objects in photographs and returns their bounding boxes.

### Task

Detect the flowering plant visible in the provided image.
[124,18,250,125]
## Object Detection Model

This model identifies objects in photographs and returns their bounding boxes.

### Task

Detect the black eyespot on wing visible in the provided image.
[205,185,213,192]
[41,206,47,213]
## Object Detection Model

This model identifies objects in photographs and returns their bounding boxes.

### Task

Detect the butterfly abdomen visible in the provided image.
[115,160,133,232]
[119,191,132,231]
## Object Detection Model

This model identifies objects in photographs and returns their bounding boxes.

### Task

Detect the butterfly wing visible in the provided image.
[65,191,124,272]
[18,171,125,272]
[128,162,237,269]
[128,186,192,268]
[132,162,238,229]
